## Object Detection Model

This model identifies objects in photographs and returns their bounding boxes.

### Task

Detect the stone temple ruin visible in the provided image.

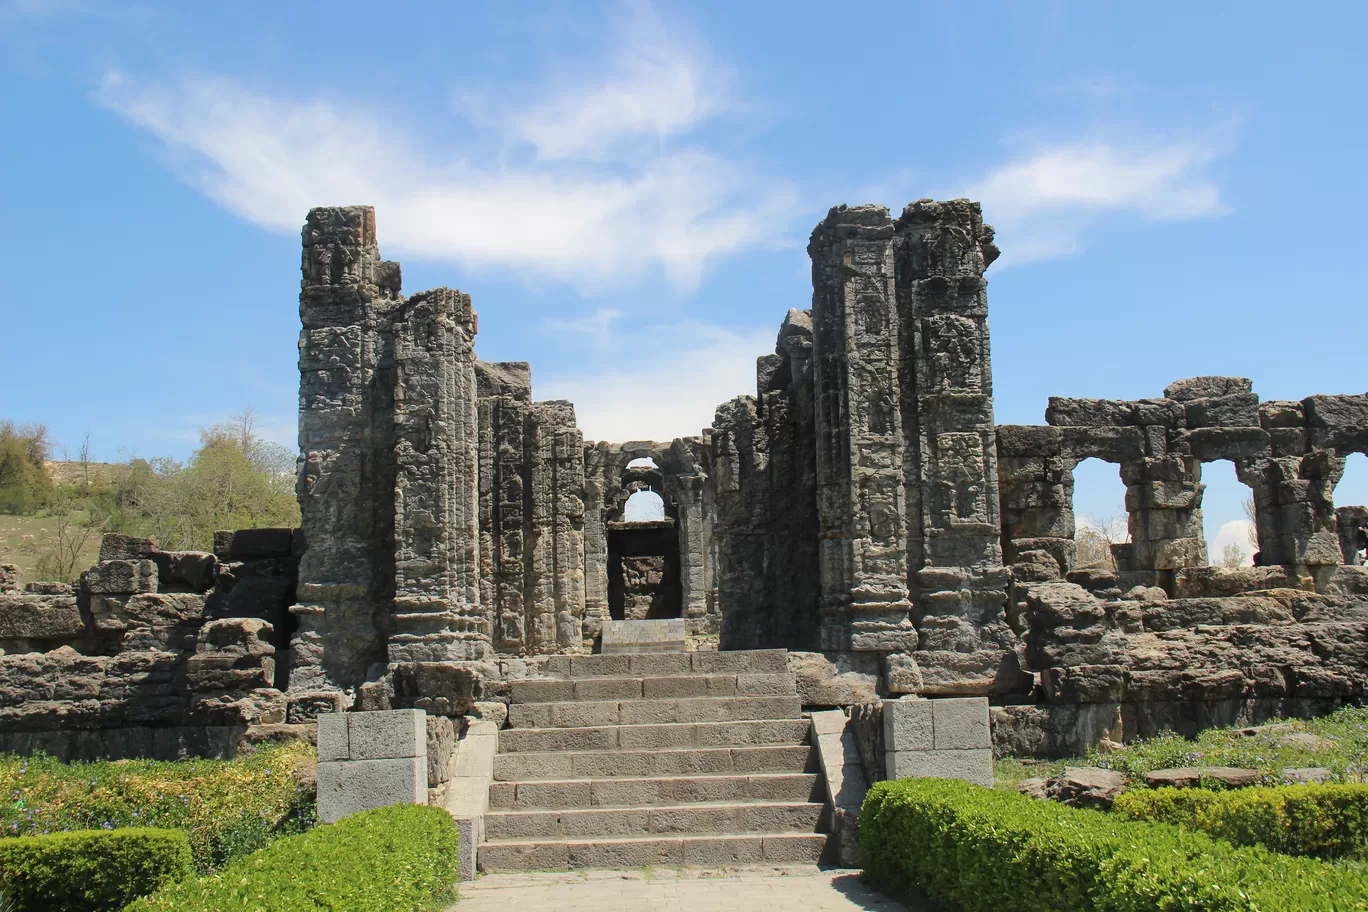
[1,199,1367,868]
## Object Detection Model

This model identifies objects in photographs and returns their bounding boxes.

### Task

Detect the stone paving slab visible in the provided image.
[452,865,911,912]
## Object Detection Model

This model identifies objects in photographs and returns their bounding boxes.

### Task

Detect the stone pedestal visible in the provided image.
[317,709,429,824]
[882,696,993,787]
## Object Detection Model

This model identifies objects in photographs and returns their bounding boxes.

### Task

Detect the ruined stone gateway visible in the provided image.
[3,197,1368,771]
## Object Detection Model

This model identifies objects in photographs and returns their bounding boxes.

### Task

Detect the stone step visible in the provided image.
[485,800,824,840]
[508,672,796,704]
[498,718,812,753]
[488,772,823,810]
[508,694,803,729]
[478,832,830,872]
[494,744,815,781]
[542,649,789,679]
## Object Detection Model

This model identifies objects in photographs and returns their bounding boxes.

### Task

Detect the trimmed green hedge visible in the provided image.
[861,778,1368,912]
[1114,783,1368,860]
[0,827,192,912]
[126,804,459,912]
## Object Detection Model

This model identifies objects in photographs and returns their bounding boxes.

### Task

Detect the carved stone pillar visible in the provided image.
[291,206,399,691]
[388,288,488,662]
[891,199,1016,695]
[809,205,915,654]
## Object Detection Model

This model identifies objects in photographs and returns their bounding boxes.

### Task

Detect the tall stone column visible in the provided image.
[714,396,769,648]
[388,288,488,662]
[809,205,915,654]
[291,206,399,691]
[580,443,612,643]
[525,401,586,652]
[663,438,715,635]
[892,199,1015,695]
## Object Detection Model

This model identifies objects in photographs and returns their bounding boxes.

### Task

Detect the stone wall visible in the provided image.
[0,532,304,760]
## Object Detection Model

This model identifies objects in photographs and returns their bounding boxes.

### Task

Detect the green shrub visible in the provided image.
[0,827,191,912]
[1114,783,1368,860]
[126,804,459,912]
[861,777,1368,912]
[0,741,315,873]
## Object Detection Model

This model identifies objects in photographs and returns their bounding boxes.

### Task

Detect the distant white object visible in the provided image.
[623,489,665,521]
[626,457,658,469]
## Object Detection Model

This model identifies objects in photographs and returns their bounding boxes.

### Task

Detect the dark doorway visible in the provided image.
[607,518,682,621]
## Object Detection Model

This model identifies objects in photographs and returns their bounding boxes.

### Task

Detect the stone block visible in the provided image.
[883,698,933,751]
[317,710,349,761]
[317,756,427,824]
[1164,376,1252,401]
[85,560,157,595]
[288,690,348,723]
[931,697,991,750]
[885,747,993,787]
[1046,398,1134,428]
[196,617,275,656]
[1060,425,1145,462]
[427,715,456,787]
[1184,392,1260,428]
[213,528,296,561]
[150,551,217,592]
[0,594,85,639]
[99,533,157,562]
[185,654,274,692]
[348,709,426,760]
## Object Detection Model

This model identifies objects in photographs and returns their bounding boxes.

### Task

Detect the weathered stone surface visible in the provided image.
[786,652,878,706]
[84,560,157,595]
[0,565,20,593]
[99,534,158,562]
[1202,767,1261,788]
[151,551,217,593]
[1044,766,1126,809]
[213,529,295,561]
[0,594,85,640]
[1145,767,1200,788]
[391,662,487,715]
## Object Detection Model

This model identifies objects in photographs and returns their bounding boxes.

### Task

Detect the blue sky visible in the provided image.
[2,0,1366,560]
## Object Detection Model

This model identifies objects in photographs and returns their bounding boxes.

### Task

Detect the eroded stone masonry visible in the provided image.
[2,200,1367,760]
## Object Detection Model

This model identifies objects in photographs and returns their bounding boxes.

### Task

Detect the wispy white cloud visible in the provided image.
[94,9,796,293]
[1209,518,1255,567]
[961,132,1233,266]
[463,4,730,162]
[537,311,772,443]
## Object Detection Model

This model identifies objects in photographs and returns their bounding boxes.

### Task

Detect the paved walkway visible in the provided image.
[453,865,909,912]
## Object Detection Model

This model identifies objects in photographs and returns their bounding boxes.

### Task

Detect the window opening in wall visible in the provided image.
[1071,458,1129,570]
[1201,460,1254,568]
[623,489,665,522]
[626,457,659,470]
[1335,452,1368,565]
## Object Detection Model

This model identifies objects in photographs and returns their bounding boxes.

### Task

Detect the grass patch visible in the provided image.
[1080,705,1368,785]
[0,511,101,583]
[0,741,316,873]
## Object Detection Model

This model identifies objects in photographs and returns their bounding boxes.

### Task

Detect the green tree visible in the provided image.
[131,411,299,551]
[0,421,53,513]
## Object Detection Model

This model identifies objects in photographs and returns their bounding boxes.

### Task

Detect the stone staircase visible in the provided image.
[479,648,830,871]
